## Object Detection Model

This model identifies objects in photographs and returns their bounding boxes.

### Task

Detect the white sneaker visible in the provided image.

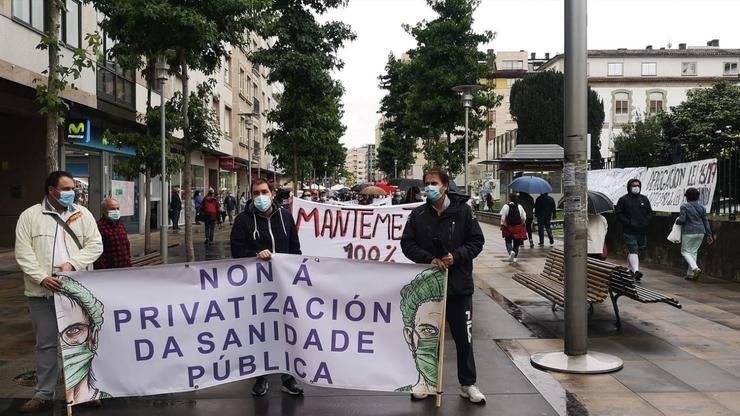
[512,256,518,264]
[460,385,486,404]
[411,392,429,400]
[507,252,515,262]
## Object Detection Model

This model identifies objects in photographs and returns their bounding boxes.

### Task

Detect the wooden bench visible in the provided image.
[513,248,682,329]
[512,249,611,316]
[131,252,163,267]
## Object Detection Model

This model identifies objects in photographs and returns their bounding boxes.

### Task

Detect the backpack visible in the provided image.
[506,203,522,225]
[202,198,218,215]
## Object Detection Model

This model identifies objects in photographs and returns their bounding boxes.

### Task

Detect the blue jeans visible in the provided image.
[505,236,522,257]
[204,219,215,242]
[681,233,704,274]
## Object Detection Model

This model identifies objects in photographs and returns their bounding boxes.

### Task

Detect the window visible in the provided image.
[212,97,220,124]
[506,78,517,87]
[13,0,44,31]
[613,92,630,124]
[224,57,231,86]
[648,92,664,114]
[724,62,739,76]
[252,81,258,98]
[607,63,623,76]
[253,62,261,75]
[224,107,232,139]
[239,67,246,95]
[97,18,135,109]
[641,62,657,76]
[501,60,524,70]
[681,62,697,76]
[61,0,81,48]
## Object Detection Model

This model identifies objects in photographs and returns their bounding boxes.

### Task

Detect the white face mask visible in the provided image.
[631,186,641,195]
[108,210,121,221]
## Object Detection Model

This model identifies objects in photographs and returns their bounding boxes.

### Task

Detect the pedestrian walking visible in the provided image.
[518,192,535,248]
[676,187,714,280]
[485,193,494,212]
[94,198,131,269]
[193,190,203,225]
[401,168,487,404]
[534,192,556,247]
[587,213,608,260]
[238,191,248,213]
[404,186,422,204]
[230,178,304,397]
[223,192,237,225]
[499,193,527,263]
[615,179,653,281]
[217,191,227,227]
[14,171,103,413]
[200,191,220,245]
[169,186,182,231]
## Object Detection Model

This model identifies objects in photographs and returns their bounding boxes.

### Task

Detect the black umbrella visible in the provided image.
[389,178,424,190]
[558,190,614,214]
[351,183,371,192]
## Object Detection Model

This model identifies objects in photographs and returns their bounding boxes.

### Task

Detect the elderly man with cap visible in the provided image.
[94,198,131,270]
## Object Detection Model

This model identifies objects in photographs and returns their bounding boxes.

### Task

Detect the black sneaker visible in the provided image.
[529,241,535,248]
[633,271,643,282]
[252,376,268,396]
[538,242,544,247]
[281,377,304,396]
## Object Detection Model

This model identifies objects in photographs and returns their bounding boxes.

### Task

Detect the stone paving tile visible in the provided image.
[669,336,740,360]
[706,392,740,413]
[651,359,740,392]
[639,392,738,416]
[572,392,664,416]
[611,360,694,393]
[550,373,632,394]
[711,360,740,378]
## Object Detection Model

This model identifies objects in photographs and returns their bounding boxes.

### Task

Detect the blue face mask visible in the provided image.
[254,195,272,212]
[108,210,121,221]
[425,185,442,202]
[57,190,76,207]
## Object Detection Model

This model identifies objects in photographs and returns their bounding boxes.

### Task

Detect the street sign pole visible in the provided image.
[530,0,623,374]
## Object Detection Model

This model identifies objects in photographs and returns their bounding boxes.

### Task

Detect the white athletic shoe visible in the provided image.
[512,256,518,264]
[507,252,515,262]
[411,392,429,400]
[460,385,486,404]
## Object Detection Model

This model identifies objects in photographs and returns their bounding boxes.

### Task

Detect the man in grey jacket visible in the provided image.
[15,171,103,413]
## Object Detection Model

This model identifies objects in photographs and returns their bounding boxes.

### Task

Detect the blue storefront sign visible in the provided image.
[66,119,136,156]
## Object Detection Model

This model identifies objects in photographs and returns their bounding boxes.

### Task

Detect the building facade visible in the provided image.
[0,0,279,246]
[538,40,740,159]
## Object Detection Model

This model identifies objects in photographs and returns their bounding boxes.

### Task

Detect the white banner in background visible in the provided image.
[54,256,446,404]
[292,199,422,263]
[587,158,718,212]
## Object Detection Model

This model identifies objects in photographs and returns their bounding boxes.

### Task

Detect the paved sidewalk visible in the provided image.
[474,221,740,416]
[0,223,561,415]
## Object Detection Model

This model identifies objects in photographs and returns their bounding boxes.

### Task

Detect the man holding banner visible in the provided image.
[230,178,304,397]
[401,168,487,404]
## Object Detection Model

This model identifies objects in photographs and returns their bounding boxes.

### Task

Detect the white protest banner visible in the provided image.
[54,256,447,405]
[292,198,422,263]
[641,158,718,212]
[330,196,393,206]
[587,167,647,205]
[111,180,135,216]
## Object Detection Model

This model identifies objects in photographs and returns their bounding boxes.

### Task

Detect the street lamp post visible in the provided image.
[394,159,398,179]
[452,85,481,194]
[156,56,169,264]
[529,0,622,374]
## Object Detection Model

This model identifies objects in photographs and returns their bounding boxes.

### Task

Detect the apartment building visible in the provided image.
[346,144,379,183]
[538,40,740,158]
[0,0,278,245]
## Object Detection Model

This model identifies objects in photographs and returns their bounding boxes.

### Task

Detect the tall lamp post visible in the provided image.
[452,85,481,194]
[239,112,257,195]
[529,0,622,374]
[155,56,169,263]
[394,159,398,179]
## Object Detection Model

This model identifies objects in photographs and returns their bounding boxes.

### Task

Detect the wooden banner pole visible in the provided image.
[435,270,449,408]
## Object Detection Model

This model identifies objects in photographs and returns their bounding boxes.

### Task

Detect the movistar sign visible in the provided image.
[66,119,90,143]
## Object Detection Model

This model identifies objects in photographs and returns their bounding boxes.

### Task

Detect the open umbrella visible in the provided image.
[359,186,388,196]
[509,176,552,194]
[557,190,615,214]
[389,178,424,190]
[351,183,371,192]
[374,182,397,194]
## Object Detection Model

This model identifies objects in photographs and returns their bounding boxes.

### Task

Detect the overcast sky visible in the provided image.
[324,0,740,149]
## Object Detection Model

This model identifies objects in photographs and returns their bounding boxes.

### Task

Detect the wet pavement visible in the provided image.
[0,223,561,416]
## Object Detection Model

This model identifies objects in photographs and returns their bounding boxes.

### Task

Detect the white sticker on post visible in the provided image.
[563,163,576,187]
[563,196,582,213]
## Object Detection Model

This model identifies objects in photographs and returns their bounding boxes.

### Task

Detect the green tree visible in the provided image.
[104,104,184,253]
[613,114,670,168]
[509,71,605,163]
[251,0,355,194]
[376,54,417,178]
[35,0,101,172]
[92,0,266,260]
[403,0,500,175]
[662,81,740,162]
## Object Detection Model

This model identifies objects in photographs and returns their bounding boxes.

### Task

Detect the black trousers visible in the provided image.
[170,209,181,230]
[446,294,476,386]
[537,216,554,244]
[525,218,534,243]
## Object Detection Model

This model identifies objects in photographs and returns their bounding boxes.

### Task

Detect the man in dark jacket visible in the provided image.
[518,192,535,248]
[223,192,237,225]
[230,178,303,397]
[401,168,486,404]
[534,193,557,247]
[169,187,182,231]
[615,178,653,281]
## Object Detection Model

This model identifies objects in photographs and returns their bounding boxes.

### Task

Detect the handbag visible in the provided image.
[667,219,682,244]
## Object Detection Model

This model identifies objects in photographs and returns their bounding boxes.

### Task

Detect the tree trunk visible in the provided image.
[144,167,152,253]
[180,54,194,261]
[45,0,61,173]
[447,132,452,173]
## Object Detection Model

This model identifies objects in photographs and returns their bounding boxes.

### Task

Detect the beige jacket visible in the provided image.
[15,198,103,298]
